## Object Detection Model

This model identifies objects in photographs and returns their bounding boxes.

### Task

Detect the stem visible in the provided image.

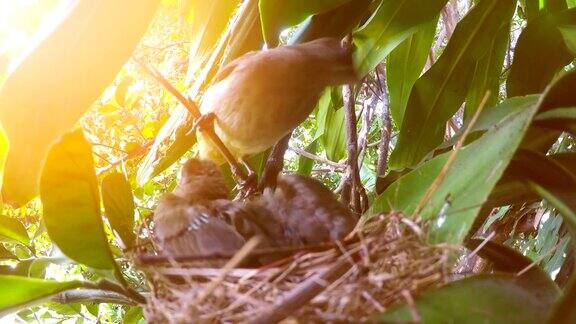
[289,146,345,170]
[342,82,368,213]
[375,66,391,177]
[53,289,139,305]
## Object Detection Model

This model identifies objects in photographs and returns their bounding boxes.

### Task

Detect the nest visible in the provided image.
[137,213,451,323]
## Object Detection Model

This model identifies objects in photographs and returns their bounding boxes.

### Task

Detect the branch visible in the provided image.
[252,257,352,323]
[53,289,139,305]
[341,79,368,213]
[375,65,392,177]
[137,242,340,266]
[288,146,345,170]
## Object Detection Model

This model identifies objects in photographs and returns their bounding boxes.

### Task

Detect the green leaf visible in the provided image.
[559,23,576,54]
[0,275,84,316]
[549,277,576,323]
[0,244,17,260]
[0,217,29,245]
[114,76,133,107]
[533,107,576,134]
[40,130,117,270]
[296,140,318,176]
[510,150,576,227]
[317,89,347,162]
[504,151,576,324]
[520,68,576,153]
[289,0,373,44]
[123,306,144,323]
[101,172,136,250]
[185,0,242,78]
[352,0,448,77]
[371,102,538,244]
[387,17,438,125]
[464,19,510,120]
[507,8,576,97]
[0,0,160,206]
[389,0,516,169]
[137,115,196,186]
[259,0,352,46]
[377,274,560,323]
[438,96,539,152]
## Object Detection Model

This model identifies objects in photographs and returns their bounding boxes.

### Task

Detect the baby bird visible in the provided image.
[153,159,245,259]
[233,174,358,247]
[197,37,357,164]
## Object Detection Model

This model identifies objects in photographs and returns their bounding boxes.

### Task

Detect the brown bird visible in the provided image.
[197,37,357,164]
[233,174,359,247]
[153,159,245,259]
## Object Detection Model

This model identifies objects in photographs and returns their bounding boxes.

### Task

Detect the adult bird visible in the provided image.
[197,37,357,165]
[153,159,245,260]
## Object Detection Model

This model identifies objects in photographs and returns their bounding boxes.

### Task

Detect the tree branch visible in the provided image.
[53,289,139,305]
[341,80,368,213]
[289,146,345,170]
[375,66,392,177]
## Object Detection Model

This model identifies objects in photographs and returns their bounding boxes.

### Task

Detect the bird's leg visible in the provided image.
[236,157,258,198]
[258,133,291,191]
[195,112,250,186]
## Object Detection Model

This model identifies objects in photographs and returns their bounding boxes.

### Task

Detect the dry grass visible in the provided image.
[138,213,452,323]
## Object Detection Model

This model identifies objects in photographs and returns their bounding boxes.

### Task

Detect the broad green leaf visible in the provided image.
[40,130,116,270]
[290,0,373,44]
[482,152,576,210]
[549,277,576,323]
[101,172,136,250]
[377,274,560,323]
[507,149,576,324]
[0,245,17,260]
[0,275,84,316]
[520,68,576,153]
[371,103,538,244]
[316,89,347,162]
[437,96,539,151]
[523,0,568,19]
[387,17,438,125]
[0,0,160,206]
[389,0,517,169]
[114,76,133,107]
[185,0,242,79]
[464,19,510,120]
[0,217,29,245]
[510,150,576,227]
[258,0,352,46]
[507,8,576,97]
[559,24,576,54]
[533,107,576,134]
[9,257,67,278]
[123,306,144,323]
[296,141,318,176]
[136,112,195,186]
[353,0,448,77]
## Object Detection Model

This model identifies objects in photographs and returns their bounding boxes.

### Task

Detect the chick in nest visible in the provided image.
[233,174,359,248]
[153,159,245,259]
[197,37,357,165]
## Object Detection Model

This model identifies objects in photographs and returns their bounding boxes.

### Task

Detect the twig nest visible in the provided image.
[139,213,450,323]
